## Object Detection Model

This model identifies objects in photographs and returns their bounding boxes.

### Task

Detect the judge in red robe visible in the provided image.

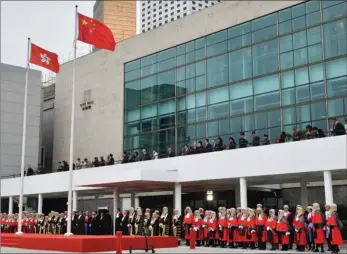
[276,209,291,251]
[327,204,343,254]
[208,211,218,247]
[218,207,228,247]
[192,210,203,246]
[255,207,267,250]
[201,210,210,245]
[312,203,325,252]
[227,208,239,248]
[238,208,248,249]
[246,209,257,249]
[266,209,278,250]
[293,206,307,252]
[183,206,193,245]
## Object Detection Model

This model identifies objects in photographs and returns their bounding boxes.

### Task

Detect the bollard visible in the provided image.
[116,231,122,254]
[189,228,196,249]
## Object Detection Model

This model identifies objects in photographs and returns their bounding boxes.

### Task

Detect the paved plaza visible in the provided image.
[2,246,346,254]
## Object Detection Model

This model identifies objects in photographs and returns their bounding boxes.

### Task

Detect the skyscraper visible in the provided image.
[93,0,136,41]
[139,0,221,33]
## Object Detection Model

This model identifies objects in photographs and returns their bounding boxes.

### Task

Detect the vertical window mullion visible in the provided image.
[276,11,284,132]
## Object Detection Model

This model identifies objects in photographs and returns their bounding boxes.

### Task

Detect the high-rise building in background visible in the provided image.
[140,0,221,33]
[93,0,136,41]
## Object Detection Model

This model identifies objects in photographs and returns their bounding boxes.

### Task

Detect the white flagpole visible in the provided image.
[65,5,78,236]
[16,37,31,235]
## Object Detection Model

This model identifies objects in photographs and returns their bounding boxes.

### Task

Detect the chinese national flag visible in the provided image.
[77,13,116,51]
[29,43,60,73]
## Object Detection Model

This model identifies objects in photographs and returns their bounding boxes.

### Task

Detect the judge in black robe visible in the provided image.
[76,211,85,235]
[89,212,99,235]
[121,210,129,235]
[115,208,123,232]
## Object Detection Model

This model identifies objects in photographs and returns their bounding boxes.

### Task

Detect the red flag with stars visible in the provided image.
[77,13,116,51]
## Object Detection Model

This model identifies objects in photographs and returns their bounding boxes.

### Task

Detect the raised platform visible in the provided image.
[0,233,178,252]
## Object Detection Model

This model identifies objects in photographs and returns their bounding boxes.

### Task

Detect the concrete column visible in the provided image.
[240,177,248,209]
[8,196,13,214]
[234,185,241,208]
[174,183,182,215]
[72,191,78,212]
[38,194,43,214]
[323,170,333,204]
[135,197,140,208]
[113,188,119,235]
[130,192,135,208]
[300,180,308,208]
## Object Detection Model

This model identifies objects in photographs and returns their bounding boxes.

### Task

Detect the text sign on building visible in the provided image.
[80,89,94,111]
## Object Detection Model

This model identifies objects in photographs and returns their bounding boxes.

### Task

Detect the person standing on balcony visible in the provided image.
[251,131,260,146]
[205,138,213,152]
[239,132,248,148]
[331,117,345,136]
[167,147,175,157]
[262,134,270,145]
[142,149,150,161]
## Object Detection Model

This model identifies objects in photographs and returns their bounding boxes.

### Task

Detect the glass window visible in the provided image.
[186,94,196,109]
[125,68,141,82]
[311,101,326,120]
[196,107,206,122]
[158,48,176,61]
[327,76,347,97]
[230,116,242,133]
[196,75,206,91]
[196,123,206,139]
[294,47,308,66]
[219,118,230,135]
[158,99,175,115]
[308,44,322,63]
[307,27,321,45]
[177,96,186,111]
[323,2,347,22]
[252,39,278,76]
[125,60,140,73]
[176,44,186,55]
[296,84,310,103]
[280,35,293,53]
[157,70,175,100]
[125,80,141,108]
[196,92,206,107]
[141,64,156,76]
[141,76,157,104]
[229,47,252,82]
[324,19,347,58]
[228,34,252,50]
[292,16,306,31]
[309,64,324,82]
[322,1,345,9]
[281,70,295,88]
[293,30,307,49]
[254,112,268,129]
[254,91,279,111]
[141,104,158,119]
[283,107,296,125]
[207,54,229,87]
[207,41,228,57]
[196,61,205,76]
[186,51,195,63]
[282,88,295,105]
[230,80,253,100]
[208,86,229,105]
[195,38,205,49]
[125,121,140,136]
[296,104,310,123]
[141,54,157,67]
[306,1,320,13]
[228,22,251,38]
[292,3,305,18]
[126,108,141,122]
[279,8,292,22]
[326,57,347,79]
[230,97,253,115]
[157,57,175,72]
[195,48,205,61]
[208,102,230,120]
[310,81,325,100]
[251,13,276,31]
[176,80,186,96]
[186,41,195,53]
[253,74,279,94]
[295,67,309,86]
[207,121,219,137]
[281,51,294,69]
[306,11,321,27]
[186,63,195,79]
[177,54,185,65]
[206,30,228,46]
[176,66,185,81]
[252,25,277,43]
[279,20,292,35]
[328,98,344,117]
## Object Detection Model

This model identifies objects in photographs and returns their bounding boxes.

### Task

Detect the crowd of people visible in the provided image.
[1,203,344,253]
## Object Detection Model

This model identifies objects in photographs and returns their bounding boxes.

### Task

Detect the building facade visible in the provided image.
[140,0,221,33]
[0,63,42,176]
[93,0,136,41]
[125,0,347,156]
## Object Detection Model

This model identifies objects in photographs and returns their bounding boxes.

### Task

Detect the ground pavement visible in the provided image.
[1,245,346,254]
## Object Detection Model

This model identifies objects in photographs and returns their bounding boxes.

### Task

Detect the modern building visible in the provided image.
[139,0,221,33]
[0,63,42,177]
[1,0,347,220]
[93,0,136,41]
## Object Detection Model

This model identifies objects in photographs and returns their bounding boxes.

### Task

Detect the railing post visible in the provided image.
[116,231,122,254]
[189,228,196,249]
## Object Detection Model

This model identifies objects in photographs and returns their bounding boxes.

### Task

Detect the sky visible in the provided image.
[1,1,96,80]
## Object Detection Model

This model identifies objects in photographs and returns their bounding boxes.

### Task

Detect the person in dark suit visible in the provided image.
[239,132,248,148]
[89,211,99,235]
[252,131,260,146]
[204,138,213,152]
[115,208,123,232]
[121,210,129,235]
[121,152,129,164]
[142,148,151,161]
[331,117,345,136]
[167,147,175,157]
[262,134,270,145]
[76,211,85,235]
[71,211,78,234]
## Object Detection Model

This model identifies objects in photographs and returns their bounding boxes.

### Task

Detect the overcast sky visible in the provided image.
[1,1,96,78]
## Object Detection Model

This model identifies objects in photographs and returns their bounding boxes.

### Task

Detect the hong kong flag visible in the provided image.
[29,43,60,73]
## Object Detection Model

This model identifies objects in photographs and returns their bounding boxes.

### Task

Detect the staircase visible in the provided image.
[0,234,20,248]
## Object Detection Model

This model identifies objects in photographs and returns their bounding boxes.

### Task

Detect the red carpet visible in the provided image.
[0,233,178,252]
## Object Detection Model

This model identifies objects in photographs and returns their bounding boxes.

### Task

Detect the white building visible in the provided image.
[0,63,42,177]
[139,0,221,33]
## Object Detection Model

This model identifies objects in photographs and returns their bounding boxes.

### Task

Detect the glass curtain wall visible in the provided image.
[124,0,347,156]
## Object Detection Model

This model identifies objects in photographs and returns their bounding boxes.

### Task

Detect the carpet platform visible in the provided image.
[0,233,178,252]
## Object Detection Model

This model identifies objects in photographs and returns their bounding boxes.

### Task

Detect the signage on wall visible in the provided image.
[80,89,94,111]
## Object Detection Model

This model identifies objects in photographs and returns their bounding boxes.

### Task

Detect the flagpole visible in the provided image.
[65,5,78,237]
[16,37,31,235]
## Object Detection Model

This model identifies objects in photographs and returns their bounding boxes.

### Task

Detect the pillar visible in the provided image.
[300,180,308,208]
[174,183,182,215]
[234,185,240,208]
[135,197,140,208]
[8,196,13,214]
[113,188,119,235]
[240,177,248,209]
[72,191,77,212]
[38,194,43,214]
[323,170,333,204]
[130,192,135,208]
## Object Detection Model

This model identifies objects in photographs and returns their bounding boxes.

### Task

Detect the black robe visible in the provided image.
[89,216,99,235]
[134,215,145,235]
[149,217,160,236]
[159,213,173,236]
[115,212,123,232]
[121,215,129,235]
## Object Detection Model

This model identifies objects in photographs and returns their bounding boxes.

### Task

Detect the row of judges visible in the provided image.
[1,203,344,253]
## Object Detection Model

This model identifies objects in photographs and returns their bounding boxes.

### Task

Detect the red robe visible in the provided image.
[208,218,218,239]
[191,217,203,241]
[201,217,209,239]
[228,216,239,242]
[293,214,307,246]
[255,214,267,242]
[276,218,290,245]
[266,217,278,244]
[327,212,344,247]
[312,211,325,244]
[246,216,257,242]
[238,216,248,242]
[218,216,228,242]
[183,214,193,240]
